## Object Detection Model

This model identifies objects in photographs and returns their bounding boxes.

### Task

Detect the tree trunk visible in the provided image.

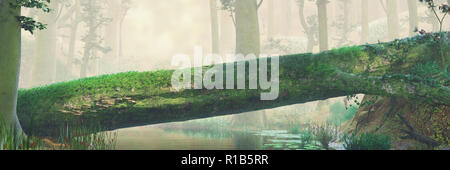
[0,0,23,131]
[210,0,220,54]
[67,1,81,80]
[386,0,399,40]
[234,0,265,128]
[102,0,120,75]
[17,35,450,136]
[297,0,315,53]
[317,0,329,52]
[31,2,58,87]
[235,0,261,56]
[407,0,418,37]
[361,0,369,43]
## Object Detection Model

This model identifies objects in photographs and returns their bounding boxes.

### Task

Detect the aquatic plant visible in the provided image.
[56,124,117,150]
[310,122,340,150]
[0,121,117,150]
[343,133,392,150]
[0,122,44,150]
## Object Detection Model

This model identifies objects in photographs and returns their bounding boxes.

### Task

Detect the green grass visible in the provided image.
[0,122,117,150]
[343,133,392,150]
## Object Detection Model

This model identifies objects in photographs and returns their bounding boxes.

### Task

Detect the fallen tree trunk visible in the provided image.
[17,35,450,136]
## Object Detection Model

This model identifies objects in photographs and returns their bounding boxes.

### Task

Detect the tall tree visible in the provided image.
[30,2,60,87]
[235,0,261,56]
[1,0,50,132]
[317,0,329,52]
[210,0,220,54]
[67,0,81,79]
[361,0,369,43]
[408,0,418,36]
[79,0,111,78]
[296,0,318,52]
[233,0,267,127]
[386,0,399,40]
[102,0,121,75]
[0,0,22,130]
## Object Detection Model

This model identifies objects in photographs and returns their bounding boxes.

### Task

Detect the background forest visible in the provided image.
[1,0,448,150]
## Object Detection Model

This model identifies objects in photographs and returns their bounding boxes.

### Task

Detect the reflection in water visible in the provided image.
[114,125,343,150]
[115,125,271,150]
[115,126,238,150]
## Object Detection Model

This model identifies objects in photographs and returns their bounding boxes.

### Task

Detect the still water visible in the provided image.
[114,126,344,150]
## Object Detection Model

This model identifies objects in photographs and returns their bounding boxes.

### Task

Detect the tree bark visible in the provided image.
[17,35,450,136]
[0,0,23,131]
[317,0,329,52]
[407,0,418,37]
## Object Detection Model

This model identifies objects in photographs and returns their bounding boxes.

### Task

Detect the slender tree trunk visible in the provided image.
[386,0,399,40]
[297,0,315,52]
[210,0,220,54]
[67,1,80,79]
[407,0,418,37]
[31,2,58,87]
[235,0,260,56]
[0,0,23,131]
[103,0,120,75]
[317,0,329,52]
[361,0,369,43]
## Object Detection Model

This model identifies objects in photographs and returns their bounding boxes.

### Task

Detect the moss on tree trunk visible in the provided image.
[17,35,450,137]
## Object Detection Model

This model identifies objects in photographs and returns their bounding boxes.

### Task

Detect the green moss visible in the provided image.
[16,35,450,136]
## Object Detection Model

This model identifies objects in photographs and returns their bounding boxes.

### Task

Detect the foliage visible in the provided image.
[299,129,314,148]
[78,0,112,76]
[343,133,392,150]
[56,124,117,150]
[0,122,44,150]
[417,0,449,70]
[9,0,52,34]
[0,121,116,150]
[310,122,340,150]
[262,37,308,55]
[327,102,358,126]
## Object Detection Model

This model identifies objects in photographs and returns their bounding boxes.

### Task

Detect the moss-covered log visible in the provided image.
[17,35,450,136]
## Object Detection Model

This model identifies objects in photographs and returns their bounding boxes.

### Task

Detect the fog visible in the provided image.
[19,0,449,89]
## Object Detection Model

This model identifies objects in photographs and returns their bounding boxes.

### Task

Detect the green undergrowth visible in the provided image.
[0,122,117,150]
[343,133,392,150]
